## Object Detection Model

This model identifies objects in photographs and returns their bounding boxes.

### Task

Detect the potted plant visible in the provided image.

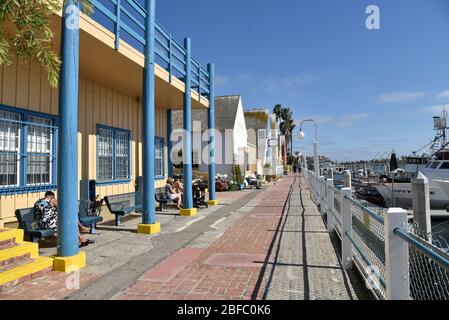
[231,164,245,190]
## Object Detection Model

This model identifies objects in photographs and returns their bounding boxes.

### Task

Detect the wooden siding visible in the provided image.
[0,56,168,225]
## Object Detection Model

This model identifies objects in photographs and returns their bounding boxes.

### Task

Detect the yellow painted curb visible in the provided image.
[53,251,86,272]
[137,222,161,235]
[0,242,39,263]
[0,256,54,286]
[0,228,24,244]
[180,208,197,217]
[207,200,219,206]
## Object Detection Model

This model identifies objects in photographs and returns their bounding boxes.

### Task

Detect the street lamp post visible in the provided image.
[298,119,319,177]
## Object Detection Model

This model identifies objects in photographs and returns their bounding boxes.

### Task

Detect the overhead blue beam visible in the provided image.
[140,0,157,227]
[207,63,217,205]
[56,0,81,264]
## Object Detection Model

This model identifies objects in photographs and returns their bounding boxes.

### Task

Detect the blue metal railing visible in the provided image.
[89,0,210,98]
[345,231,387,290]
[394,228,449,272]
[345,195,385,225]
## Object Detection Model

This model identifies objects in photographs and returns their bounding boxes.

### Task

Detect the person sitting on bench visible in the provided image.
[165,178,183,209]
[34,191,95,248]
[173,176,184,194]
[247,172,261,189]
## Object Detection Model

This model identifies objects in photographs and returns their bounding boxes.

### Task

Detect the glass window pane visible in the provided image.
[98,128,114,181]
[0,111,20,187]
[155,138,164,177]
[115,131,129,180]
[26,116,52,185]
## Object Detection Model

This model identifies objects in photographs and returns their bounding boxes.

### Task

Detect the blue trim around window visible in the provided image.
[0,104,58,195]
[96,124,132,185]
[155,136,165,180]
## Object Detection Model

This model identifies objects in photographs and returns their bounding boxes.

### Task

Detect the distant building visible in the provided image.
[172,95,249,178]
[244,109,271,174]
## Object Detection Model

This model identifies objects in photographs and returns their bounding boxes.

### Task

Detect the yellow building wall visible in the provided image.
[0,56,168,226]
[248,145,258,174]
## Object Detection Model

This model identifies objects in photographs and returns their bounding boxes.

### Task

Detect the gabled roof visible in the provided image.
[215,95,241,131]
[244,109,269,131]
[172,95,242,132]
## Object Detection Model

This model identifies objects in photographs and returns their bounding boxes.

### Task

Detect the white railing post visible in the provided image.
[326,179,334,232]
[384,208,410,300]
[341,187,352,269]
[319,176,326,212]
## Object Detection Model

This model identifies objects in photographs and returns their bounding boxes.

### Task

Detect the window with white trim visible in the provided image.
[155,137,164,178]
[0,108,56,193]
[0,111,20,187]
[97,126,130,182]
[27,116,53,185]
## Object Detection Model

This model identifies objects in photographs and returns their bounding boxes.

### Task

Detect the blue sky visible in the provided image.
[155,0,449,161]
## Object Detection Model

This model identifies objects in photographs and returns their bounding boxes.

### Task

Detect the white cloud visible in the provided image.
[436,90,449,101]
[257,74,319,97]
[216,73,319,97]
[337,113,369,128]
[379,91,427,103]
[215,73,254,88]
[296,113,369,131]
[215,75,231,87]
[421,105,449,114]
[296,115,333,126]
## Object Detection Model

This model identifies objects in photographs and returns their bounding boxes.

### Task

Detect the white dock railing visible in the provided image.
[302,168,449,300]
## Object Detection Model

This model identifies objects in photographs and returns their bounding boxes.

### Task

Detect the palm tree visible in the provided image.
[273,104,282,122]
[274,106,296,159]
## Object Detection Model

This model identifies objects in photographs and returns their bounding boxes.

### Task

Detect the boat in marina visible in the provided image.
[373,110,449,209]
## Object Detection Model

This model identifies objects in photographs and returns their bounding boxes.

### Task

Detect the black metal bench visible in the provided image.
[78,200,104,233]
[104,192,142,226]
[154,187,178,211]
[15,208,56,243]
[15,201,103,242]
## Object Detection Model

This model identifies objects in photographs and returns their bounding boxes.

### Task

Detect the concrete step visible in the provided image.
[0,242,39,267]
[0,229,24,245]
[0,239,16,251]
[0,256,54,290]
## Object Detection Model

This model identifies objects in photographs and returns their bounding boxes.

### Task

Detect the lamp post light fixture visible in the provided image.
[298,119,319,177]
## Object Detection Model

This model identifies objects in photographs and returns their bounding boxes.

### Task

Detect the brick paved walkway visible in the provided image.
[114,175,370,300]
[0,176,370,300]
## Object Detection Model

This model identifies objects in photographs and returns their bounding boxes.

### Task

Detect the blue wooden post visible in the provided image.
[180,37,196,216]
[54,0,85,271]
[167,109,173,178]
[114,0,121,50]
[207,63,217,205]
[138,0,160,234]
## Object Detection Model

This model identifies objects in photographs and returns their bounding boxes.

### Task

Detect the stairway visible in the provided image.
[0,228,53,291]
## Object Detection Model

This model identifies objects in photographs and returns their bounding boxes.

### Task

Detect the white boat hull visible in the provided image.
[374,182,449,209]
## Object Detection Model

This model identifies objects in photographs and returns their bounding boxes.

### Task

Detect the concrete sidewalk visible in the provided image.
[263,176,370,300]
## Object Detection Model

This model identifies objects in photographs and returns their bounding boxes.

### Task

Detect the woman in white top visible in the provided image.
[165,177,183,209]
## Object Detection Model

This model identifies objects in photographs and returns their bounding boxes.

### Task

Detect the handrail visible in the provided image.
[394,228,449,272]
[346,231,387,289]
[89,0,210,97]
[345,195,385,225]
